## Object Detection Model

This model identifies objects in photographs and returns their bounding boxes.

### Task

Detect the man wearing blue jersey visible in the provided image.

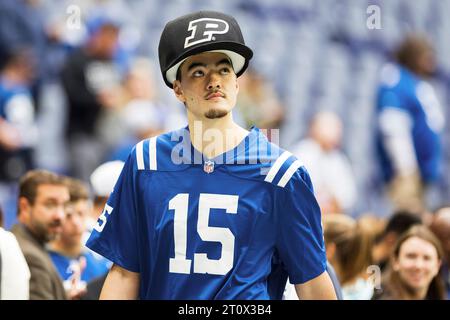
[86,11,336,300]
[375,35,445,212]
[0,47,38,229]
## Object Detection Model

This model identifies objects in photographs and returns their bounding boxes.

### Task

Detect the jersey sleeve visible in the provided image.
[86,148,140,273]
[379,89,402,109]
[275,166,327,284]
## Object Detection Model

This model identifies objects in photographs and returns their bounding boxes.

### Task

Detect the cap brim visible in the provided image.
[164,42,252,88]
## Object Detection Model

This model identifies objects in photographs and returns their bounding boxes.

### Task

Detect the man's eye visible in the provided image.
[43,202,57,209]
[193,70,204,77]
[220,67,231,75]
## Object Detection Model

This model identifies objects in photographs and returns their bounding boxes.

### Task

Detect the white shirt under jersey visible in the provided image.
[291,138,357,213]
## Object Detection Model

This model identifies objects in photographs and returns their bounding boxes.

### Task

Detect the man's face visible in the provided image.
[393,237,441,293]
[23,184,70,242]
[94,25,119,59]
[310,112,343,152]
[173,52,239,120]
[60,199,90,246]
[416,48,436,77]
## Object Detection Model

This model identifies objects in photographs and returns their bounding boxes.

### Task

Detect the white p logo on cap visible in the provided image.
[184,18,229,48]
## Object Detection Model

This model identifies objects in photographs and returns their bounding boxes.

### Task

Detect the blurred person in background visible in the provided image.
[372,225,446,300]
[357,213,386,242]
[11,170,70,299]
[291,111,357,215]
[0,47,38,229]
[430,207,450,298]
[48,177,109,298]
[79,161,123,300]
[0,0,65,102]
[323,214,375,299]
[107,58,166,162]
[61,15,123,182]
[86,160,124,236]
[374,34,445,213]
[372,210,423,272]
[235,68,284,129]
[0,205,30,299]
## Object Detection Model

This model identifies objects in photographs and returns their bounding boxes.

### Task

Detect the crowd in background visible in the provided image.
[0,0,449,300]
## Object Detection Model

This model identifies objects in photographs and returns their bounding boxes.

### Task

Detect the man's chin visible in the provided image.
[204,108,229,119]
[46,232,58,242]
[46,227,62,240]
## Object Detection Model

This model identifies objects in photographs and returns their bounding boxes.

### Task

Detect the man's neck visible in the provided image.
[187,112,249,159]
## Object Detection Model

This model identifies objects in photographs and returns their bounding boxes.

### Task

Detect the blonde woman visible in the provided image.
[323,214,375,299]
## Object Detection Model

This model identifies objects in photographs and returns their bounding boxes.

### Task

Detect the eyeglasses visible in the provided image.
[36,200,71,213]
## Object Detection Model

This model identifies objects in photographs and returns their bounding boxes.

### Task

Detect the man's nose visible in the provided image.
[54,205,66,221]
[207,72,221,90]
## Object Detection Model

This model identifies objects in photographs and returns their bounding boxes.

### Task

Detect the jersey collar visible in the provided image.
[176,126,261,166]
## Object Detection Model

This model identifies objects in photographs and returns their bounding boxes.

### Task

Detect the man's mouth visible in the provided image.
[49,221,62,229]
[206,92,225,100]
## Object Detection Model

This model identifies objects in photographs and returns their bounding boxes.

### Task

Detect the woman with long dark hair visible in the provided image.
[373,225,446,300]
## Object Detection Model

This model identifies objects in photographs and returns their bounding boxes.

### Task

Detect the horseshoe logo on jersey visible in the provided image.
[184,18,229,48]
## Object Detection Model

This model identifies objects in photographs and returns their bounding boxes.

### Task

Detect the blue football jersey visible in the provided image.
[86,127,326,299]
[49,250,110,284]
[375,64,444,183]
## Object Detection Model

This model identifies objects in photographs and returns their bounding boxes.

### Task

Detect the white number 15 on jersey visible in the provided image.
[169,193,238,276]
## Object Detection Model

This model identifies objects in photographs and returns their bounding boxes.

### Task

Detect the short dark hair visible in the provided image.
[19,170,65,206]
[394,35,433,73]
[64,177,90,203]
[382,210,423,238]
[0,46,34,72]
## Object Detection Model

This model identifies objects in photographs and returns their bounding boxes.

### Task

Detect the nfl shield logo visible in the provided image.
[204,160,215,174]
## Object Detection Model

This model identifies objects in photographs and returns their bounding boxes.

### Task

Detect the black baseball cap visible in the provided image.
[158,11,253,88]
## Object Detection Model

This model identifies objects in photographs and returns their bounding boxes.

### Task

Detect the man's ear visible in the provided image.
[173,80,185,103]
[18,197,31,223]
